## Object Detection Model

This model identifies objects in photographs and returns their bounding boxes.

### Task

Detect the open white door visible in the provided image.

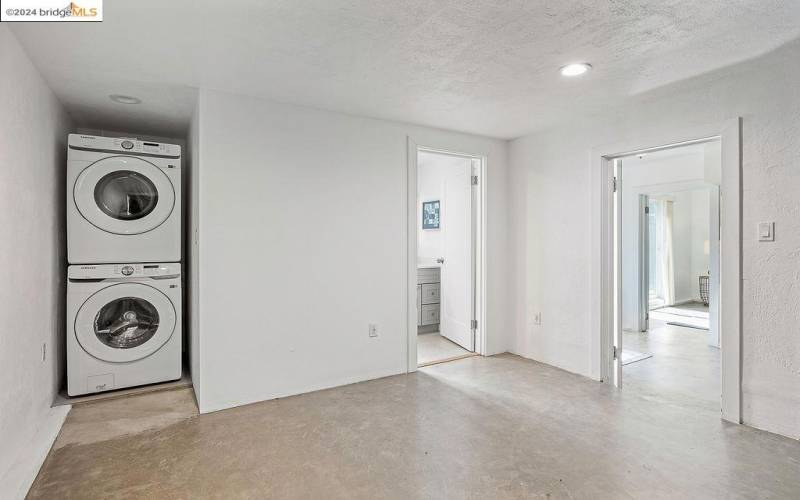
[614,160,623,387]
[439,159,474,351]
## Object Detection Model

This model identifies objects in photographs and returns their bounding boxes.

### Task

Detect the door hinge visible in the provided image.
[471,319,478,330]
[612,345,618,359]
[471,175,479,186]
[612,177,618,192]
[645,312,649,320]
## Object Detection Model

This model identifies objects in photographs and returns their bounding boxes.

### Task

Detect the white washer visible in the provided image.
[67,263,182,396]
[67,134,181,264]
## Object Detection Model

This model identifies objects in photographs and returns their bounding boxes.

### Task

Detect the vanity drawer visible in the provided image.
[417,267,440,284]
[420,304,440,325]
[421,283,440,304]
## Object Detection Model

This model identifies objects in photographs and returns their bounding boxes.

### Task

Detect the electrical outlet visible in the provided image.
[534,312,542,325]
[368,323,378,338]
[758,222,775,242]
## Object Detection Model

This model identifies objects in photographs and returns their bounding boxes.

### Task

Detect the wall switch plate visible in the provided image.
[368,323,378,337]
[533,312,542,325]
[758,222,775,242]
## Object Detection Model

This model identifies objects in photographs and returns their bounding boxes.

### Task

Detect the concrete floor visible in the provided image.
[417,331,471,366]
[29,354,800,499]
[623,308,719,407]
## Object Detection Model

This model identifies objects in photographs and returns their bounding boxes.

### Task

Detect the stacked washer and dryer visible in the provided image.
[66,134,182,396]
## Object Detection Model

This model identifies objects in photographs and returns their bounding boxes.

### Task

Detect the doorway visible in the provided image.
[407,144,484,369]
[615,143,722,405]
[596,119,742,423]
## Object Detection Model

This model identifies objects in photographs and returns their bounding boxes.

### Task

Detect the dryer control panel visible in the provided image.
[68,134,181,158]
[68,263,181,279]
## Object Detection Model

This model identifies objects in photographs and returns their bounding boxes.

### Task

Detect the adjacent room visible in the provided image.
[617,142,721,405]
[416,150,479,367]
[2,1,800,498]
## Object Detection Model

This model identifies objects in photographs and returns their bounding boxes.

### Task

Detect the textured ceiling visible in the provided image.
[10,0,800,139]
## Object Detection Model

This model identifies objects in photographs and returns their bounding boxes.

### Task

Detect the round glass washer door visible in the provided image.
[74,156,175,235]
[75,283,176,363]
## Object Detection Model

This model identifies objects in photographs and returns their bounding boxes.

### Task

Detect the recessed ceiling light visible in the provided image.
[560,63,592,77]
[109,94,142,104]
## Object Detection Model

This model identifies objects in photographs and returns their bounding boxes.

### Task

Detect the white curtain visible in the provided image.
[654,199,675,306]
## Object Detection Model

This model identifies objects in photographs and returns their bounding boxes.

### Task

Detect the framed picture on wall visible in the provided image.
[422,200,440,229]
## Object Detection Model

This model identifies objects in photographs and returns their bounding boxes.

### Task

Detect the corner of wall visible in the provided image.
[0,24,74,499]
[1,405,70,499]
[187,93,202,408]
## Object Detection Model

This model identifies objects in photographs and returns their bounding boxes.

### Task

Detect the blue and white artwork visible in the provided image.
[422,200,440,229]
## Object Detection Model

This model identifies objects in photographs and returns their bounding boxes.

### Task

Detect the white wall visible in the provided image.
[417,152,471,262]
[192,89,510,413]
[671,191,694,303]
[661,189,711,305]
[509,38,800,439]
[0,25,73,499]
[689,189,711,301]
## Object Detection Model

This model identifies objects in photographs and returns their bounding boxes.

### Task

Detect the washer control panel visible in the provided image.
[68,263,181,280]
[68,134,181,158]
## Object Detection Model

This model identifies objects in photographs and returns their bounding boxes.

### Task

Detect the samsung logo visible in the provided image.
[79,135,96,139]
[80,266,97,269]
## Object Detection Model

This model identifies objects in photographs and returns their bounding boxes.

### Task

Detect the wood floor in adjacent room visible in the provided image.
[29,354,800,499]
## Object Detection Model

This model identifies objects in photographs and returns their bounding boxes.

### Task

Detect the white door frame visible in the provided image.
[406,138,487,372]
[708,185,721,348]
[592,118,742,423]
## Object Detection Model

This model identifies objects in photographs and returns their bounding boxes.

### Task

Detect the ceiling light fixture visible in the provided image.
[560,63,592,77]
[109,94,142,104]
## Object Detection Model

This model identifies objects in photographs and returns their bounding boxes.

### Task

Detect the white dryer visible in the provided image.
[67,134,181,264]
[67,263,182,396]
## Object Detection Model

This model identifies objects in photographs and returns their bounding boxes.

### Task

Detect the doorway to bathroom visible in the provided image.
[407,144,485,368]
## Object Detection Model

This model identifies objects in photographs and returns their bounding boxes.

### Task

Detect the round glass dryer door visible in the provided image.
[75,283,176,363]
[73,156,175,235]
